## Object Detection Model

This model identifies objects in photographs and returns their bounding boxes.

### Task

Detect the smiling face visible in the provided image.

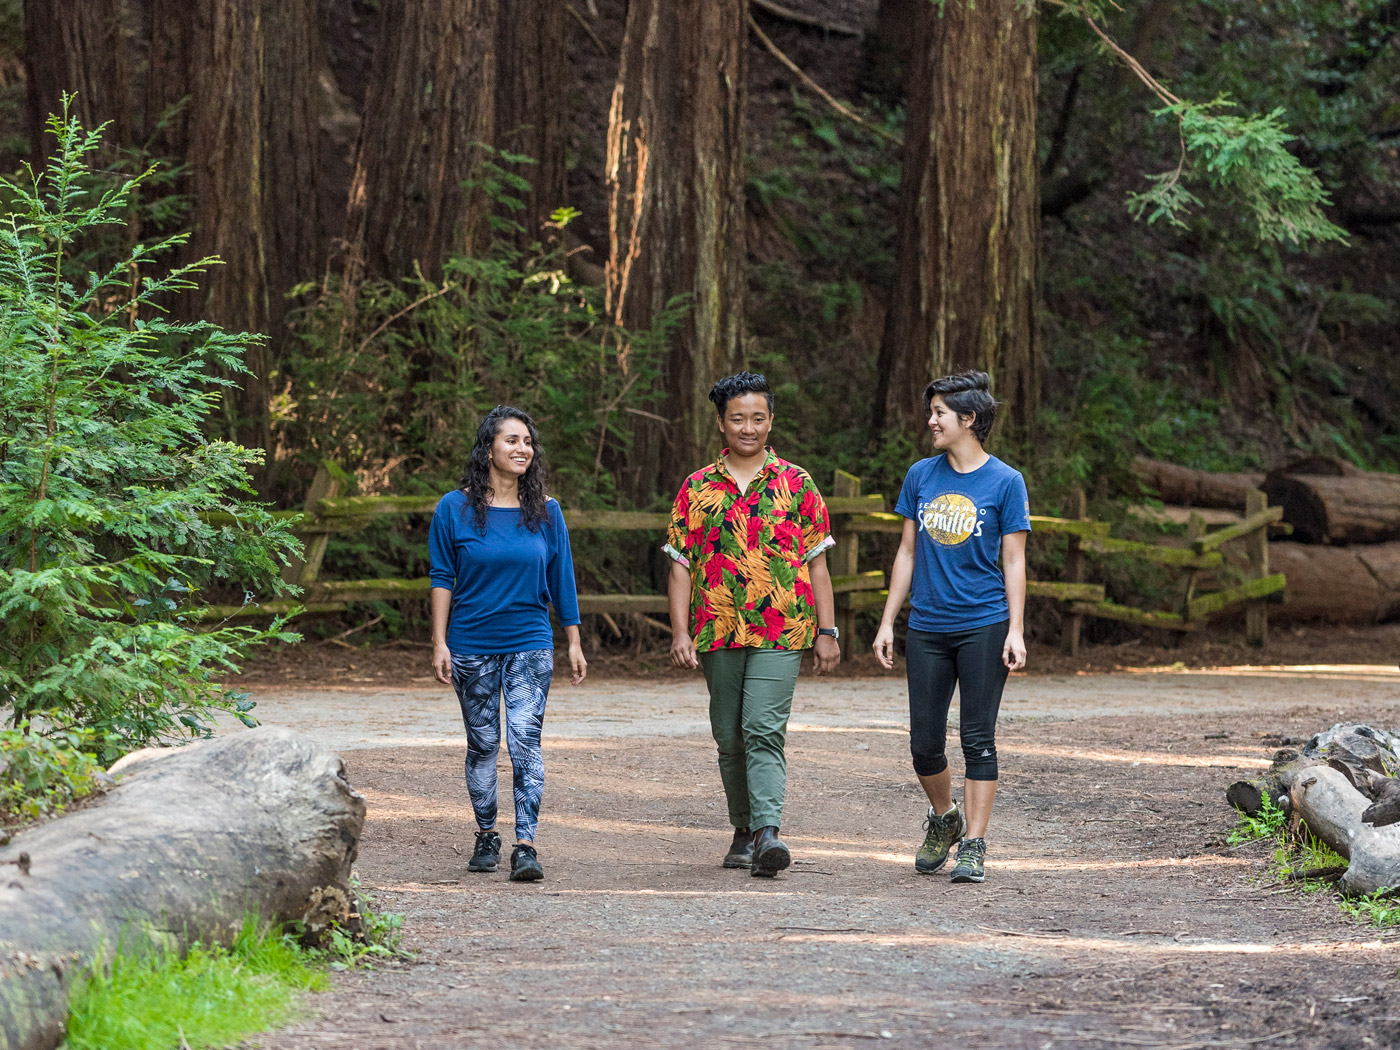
[928,395,977,451]
[717,392,773,459]
[490,418,535,477]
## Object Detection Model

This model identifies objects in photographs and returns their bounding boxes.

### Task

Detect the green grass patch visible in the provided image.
[1339,890,1400,927]
[1227,793,1287,845]
[64,918,328,1050]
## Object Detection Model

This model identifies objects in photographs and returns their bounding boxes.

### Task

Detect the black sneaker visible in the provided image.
[509,843,544,882]
[949,837,987,884]
[915,803,964,874]
[722,827,753,869]
[468,830,501,873]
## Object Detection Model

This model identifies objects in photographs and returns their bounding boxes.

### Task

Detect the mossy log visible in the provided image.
[0,728,364,1050]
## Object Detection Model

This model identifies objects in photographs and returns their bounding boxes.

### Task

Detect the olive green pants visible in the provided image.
[700,647,804,831]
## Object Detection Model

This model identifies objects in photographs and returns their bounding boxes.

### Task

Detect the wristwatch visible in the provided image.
[817,626,840,640]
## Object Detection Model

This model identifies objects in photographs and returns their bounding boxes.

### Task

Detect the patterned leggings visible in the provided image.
[450,649,554,843]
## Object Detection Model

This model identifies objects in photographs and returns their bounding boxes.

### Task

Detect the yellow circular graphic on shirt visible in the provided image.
[921,493,979,546]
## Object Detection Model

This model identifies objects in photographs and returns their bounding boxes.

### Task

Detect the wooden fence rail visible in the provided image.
[209,466,1285,651]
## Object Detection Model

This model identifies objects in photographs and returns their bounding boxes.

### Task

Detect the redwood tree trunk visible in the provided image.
[23,0,129,160]
[147,0,321,458]
[606,0,748,494]
[343,0,499,285]
[495,0,568,247]
[871,0,1040,440]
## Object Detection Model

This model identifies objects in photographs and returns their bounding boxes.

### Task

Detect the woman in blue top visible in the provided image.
[873,371,1029,885]
[430,406,587,882]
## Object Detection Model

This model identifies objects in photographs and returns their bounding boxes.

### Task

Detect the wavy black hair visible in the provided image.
[709,371,774,416]
[458,405,549,533]
[923,370,1000,444]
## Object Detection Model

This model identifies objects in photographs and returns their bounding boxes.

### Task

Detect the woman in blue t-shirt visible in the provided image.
[873,371,1029,885]
[429,405,587,883]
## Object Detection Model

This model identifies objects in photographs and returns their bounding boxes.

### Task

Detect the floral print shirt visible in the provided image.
[664,448,834,652]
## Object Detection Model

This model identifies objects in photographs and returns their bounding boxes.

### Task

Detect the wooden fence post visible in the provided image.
[1059,488,1087,656]
[832,469,861,651]
[282,462,343,588]
[1245,488,1269,647]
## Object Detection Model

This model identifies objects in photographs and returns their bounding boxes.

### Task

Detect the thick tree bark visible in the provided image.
[23,0,129,161]
[0,727,364,1050]
[606,0,748,494]
[146,0,321,458]
[495,0,568,248]
[1264,470,1400,545]
[343,0,498,285]
[871,0,1040,440]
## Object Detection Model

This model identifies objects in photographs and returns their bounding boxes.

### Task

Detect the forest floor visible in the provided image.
[231,630,1400,1050]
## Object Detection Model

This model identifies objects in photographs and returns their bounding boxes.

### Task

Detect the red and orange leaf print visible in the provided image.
[664,449,833,653]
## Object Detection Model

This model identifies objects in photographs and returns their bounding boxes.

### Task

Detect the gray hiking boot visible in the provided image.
[914,803,964,874]
[949,837,987,884]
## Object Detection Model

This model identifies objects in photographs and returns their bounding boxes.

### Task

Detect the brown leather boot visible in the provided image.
[722,827,753,868]
[750,826,791,878]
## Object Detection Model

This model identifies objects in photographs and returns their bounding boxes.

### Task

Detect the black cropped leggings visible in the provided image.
[906,620,1009,781]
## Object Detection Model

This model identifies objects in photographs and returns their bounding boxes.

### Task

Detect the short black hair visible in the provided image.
[923,370,1000,443]
[709,371,774,416]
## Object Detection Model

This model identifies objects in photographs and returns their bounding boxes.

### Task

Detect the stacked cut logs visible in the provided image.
[1133,456,1400,624]
[1226,723,1400,896]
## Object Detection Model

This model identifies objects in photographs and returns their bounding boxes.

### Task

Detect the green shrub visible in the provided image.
[0,721,101,822]
[0,105,300,766]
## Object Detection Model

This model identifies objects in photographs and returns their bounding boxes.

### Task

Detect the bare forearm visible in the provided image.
[668,561,692,637]
[1005,558,1026,633]
[880,549,915,628]
[808,556,836,628]
[430,587,452,645]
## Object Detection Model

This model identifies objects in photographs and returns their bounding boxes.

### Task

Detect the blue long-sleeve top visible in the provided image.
[428,490,581,655]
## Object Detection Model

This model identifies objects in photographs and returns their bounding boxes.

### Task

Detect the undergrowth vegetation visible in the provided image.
[1228,800,1400,929]
[0,109,297,814]
[64,890,407,1050]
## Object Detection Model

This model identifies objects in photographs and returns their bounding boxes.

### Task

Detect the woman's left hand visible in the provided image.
[568,641,588,685]
[1002,629,1027,671]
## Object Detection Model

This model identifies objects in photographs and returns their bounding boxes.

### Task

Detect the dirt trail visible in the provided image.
[245,666,1400,1050]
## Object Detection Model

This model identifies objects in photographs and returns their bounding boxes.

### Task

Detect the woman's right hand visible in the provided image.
[872,623,896,670]
[670,631,699,670]
[432,641,453,685]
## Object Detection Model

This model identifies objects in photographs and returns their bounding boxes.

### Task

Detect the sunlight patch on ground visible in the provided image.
[794,845,1252,871]
[1117,664,1400,683]
[1002,742,1270,769]
[776,930,1396,956]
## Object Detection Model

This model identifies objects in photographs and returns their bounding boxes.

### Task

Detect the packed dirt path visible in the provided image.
[244,664,1400,1050]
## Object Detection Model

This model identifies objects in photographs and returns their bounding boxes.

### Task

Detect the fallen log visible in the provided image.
[1289,765,1400,897]
[1227,749,1326,817]
[1264,469,1400,545]
[1132,457,1264,510]
[0,727,364,1050]
[1267,542,1400,624]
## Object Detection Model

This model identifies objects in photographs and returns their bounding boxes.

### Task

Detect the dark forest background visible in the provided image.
[2,0,1397,638]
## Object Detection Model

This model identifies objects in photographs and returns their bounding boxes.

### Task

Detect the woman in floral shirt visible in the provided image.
[665,372,841,878]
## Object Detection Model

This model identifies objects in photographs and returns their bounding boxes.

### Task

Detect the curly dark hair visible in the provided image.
[708,371,774,416]
[458,406,549,533]
[923,370,1000,444]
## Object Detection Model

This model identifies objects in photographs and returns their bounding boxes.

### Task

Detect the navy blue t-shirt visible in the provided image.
[894,454,1032,633]
[428,491,581,655]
